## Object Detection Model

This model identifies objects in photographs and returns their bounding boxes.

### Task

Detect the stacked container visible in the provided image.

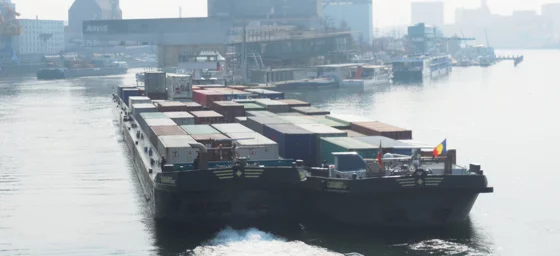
[183,102,203,112]
[235,116,248,126]
[226,132,280,160]
[305,115,349,129]
[246,116,290,134]
[180,124,220,135]
[190,111,225,124]
[255,99,290,113]
[326,114,373,126]
[192,90,225,107]
[138,112,167,133]
[340,129,367,137]
[212,88,254,100]
[166,74,192,100]
[156,135,197,164]
[146,118,185,146]
[262,123,315,165]
[211,123,254,134]
[211,101,246,122]
[144,72,167,100]
[277,115,317,125]
[131,103,157,121]
[350,121,413,140]
[291,106,330,116]
[128,96,151,108]
[121,88,142,106]
[277,99,311,108]
[241,102,266,111]
[294,123,348,165]
[155,101,189,112]
[163,112,195,125]
[319,137,379,164]
[246,111,277,117]
[117,85,136,101]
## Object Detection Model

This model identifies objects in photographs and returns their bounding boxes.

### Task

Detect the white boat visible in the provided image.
[341,65,391,87]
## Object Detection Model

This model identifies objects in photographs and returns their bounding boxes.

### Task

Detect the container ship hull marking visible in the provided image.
[114,99,302,228]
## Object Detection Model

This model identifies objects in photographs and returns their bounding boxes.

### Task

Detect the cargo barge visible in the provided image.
[111,71,493,228]
[391,55,452,82]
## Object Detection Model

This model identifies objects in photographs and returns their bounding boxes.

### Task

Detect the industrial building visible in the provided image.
[67,0,122,47]
[16,19,65,54]
[322,0,373,44]
[411,1,444,28]
[407,23,445,54]
[208,0,320,19]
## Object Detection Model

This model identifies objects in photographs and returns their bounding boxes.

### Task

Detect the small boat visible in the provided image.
[341,65,391,87]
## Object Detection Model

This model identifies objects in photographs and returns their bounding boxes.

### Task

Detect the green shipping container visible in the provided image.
[306,115,349,129]
[242,103,266,111]
[319,137,380,164]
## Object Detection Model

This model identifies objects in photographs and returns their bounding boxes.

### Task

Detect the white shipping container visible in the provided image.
[131,103,157,120]
[157,135,197,164]
[128,96,151,108]
[211,123,254,134]
[226,132,279,160]
[145,118,177,127]
[166,74,193,100]
[163,111,195,125]
[144,72,167,94]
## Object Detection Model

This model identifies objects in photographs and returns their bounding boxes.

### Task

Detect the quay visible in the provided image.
[497,55,524,67]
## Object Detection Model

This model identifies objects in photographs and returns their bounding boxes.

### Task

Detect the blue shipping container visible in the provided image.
[122,88,142,107]
[117,85,136,101]
[263,123,315,165]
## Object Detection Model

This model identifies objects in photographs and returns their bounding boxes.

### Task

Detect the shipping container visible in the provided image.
[190,110,225,124]
[163,111,195,126]
[246,111,277,117]
[210,101,246,122]
[350,122,413,140]
[234,99,256,104]
[156,101,189,112]
[190,133,232,161]
[262,123,315,165]
[276,99,311,108]
[354,136,417,155]
[326,114,373,126]
[235,116,248,126]
[192,90,226,107]
[277,115,318,125]
[192,86,202,90]
[294,123,347,165]
[156,135,197,164]
[183,102,203,112]
[305,115,349,129]
[212,123,254,134]
[138,112,168,133]
[319,137,379,164]
[128,96,151,108]
[180,124,220,135]
[227,85,249,90]
[211,88,254,100]
[255,99,290,113]
[122,88,142,107]
[144,72,167,99]
[340,129,367,137]
[246,116,290,134]
[244,89,285,99]
[226,132,280,160]
[166,74,193,100]
[117,85,136,101]
[148,125,188,147]
[291,106,330,116]
[131,103,157,121]
[241,103,266,111]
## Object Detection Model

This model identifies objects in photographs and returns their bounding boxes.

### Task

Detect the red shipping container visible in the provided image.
[350,122,413,140]
[211,101,246,123]
[277,99,311,108]
[190,110,225,124]
[149,125,188,147]
[184,102,203,112]
[227,85,249,90]
[156,101,189,112]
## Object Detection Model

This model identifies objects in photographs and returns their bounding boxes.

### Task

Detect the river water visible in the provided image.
[1,50,559,256]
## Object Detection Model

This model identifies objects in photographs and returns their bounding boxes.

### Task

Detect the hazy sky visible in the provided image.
[11,0,560,27]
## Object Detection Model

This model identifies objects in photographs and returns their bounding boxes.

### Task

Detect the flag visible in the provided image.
[377,142,383,168]
[432,139,447,157]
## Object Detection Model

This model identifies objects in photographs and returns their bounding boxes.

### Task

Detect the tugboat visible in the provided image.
[302,147,493,227]
[112,94,306,229]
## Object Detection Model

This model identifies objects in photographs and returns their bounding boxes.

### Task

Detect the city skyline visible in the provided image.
[11,0,560,28]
